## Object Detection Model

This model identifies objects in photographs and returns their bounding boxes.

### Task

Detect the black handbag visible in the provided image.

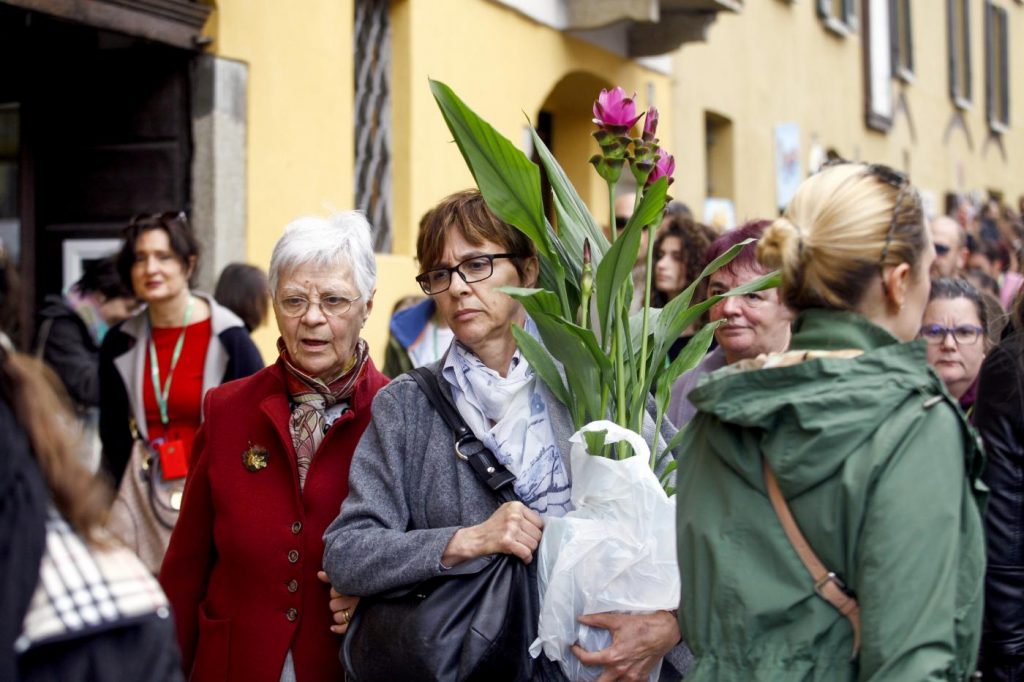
[341,367,539,682]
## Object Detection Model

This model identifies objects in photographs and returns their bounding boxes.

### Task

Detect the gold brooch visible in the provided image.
[242,442,270,472]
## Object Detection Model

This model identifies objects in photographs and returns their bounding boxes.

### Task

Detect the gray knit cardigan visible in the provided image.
[322,358,692,679]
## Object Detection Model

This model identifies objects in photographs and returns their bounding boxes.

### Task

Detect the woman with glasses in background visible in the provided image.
[920,278,991,420]
[324,189,691,681]
[675,163,985,680]
[160,213,388,682]
[100,212,263,570]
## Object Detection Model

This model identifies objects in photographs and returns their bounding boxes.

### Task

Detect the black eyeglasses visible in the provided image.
[919,323,984,345]
[934,243,952,256]
[416,253,520,295]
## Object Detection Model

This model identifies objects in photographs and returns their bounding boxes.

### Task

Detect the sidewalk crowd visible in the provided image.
[3,163,1024,681]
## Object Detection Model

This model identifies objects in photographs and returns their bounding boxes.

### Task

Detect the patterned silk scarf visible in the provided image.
[442,318,571,517]
[278,338,369,491]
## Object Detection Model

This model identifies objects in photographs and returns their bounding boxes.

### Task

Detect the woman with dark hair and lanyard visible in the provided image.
[99,212,262,569]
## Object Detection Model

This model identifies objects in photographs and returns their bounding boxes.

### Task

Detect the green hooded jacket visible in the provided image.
[676,309,986,681]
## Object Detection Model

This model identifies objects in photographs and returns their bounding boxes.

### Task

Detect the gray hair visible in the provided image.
[269,212,377,299]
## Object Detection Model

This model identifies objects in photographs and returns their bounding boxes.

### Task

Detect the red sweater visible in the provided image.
[159,358,389,682]
[142,319,212,462]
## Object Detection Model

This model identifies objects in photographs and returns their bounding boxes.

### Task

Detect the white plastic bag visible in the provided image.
[529,420,680,682]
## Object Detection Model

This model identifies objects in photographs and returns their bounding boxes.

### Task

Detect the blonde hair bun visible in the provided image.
[758,216,802,271]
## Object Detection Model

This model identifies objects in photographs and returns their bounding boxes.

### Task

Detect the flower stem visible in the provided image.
[637,222,656,410]
[608,186,618,242]
[605,180,628,456]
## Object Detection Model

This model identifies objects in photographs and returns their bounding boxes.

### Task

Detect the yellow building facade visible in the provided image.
[206,0,681,362]
[670,0,1024,225]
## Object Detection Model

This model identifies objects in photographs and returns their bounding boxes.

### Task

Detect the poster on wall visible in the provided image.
[774,123,802,210]
[62,239,122,292]
[703,198,736,232]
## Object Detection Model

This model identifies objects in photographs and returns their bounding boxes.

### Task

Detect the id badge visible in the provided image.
[158,439,189,480]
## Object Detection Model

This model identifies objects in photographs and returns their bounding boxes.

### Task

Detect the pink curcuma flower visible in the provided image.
[646,149,675,186]
[592,87,643,133]
[642,107,659,142]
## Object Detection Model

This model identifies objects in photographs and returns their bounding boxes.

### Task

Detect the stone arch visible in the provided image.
[536,70,617,224]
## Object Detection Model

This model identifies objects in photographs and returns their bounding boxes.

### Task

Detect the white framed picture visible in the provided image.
[62,238,122,291]
[703,198,737,232]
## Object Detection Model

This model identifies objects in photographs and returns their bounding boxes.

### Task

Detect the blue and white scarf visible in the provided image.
[442,319,571,517]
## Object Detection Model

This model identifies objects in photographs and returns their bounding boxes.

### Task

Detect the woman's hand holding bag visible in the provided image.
[442,501,544,566]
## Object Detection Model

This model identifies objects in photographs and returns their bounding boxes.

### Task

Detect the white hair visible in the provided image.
[269,212,377,298]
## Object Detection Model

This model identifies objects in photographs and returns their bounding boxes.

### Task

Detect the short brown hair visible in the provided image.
[214,263,270,332]
[117,211,201,290]
[416,190,537,279]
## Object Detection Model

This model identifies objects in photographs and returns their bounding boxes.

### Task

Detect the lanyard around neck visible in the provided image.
[148,296,195,426]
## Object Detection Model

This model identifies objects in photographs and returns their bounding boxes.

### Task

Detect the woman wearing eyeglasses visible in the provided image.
[675,163,985,680]
[920,278,991,420]
[324,189,690,681]
[100,212,263,569]
[159,213,388,682]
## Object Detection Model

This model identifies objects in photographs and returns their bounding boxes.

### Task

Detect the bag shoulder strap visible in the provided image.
[34,318,54,360]
[407,367,517,501]
[762,457,861,657]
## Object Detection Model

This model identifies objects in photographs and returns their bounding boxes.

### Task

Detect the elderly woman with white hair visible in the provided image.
[160,212,389,682]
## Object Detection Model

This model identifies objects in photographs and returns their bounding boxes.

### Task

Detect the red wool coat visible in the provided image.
[159,358,389,682]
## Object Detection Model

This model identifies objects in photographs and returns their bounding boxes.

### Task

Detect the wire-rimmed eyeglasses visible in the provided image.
[275,294,360,318]
[919,323,984,346]
[416,253,520,295]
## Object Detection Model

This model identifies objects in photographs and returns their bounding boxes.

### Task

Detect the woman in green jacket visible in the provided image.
[676,162,986,681]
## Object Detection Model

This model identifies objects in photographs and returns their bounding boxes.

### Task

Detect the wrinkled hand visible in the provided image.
[571,611,680,682]
[441,501,544,567]
[316,570,360,635]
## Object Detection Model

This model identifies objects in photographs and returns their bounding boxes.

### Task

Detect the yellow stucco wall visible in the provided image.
[671,0,1024,224]
[391,0,673,256]
[206,0,356,360]
[385,0,673,361]
[206,0,672,364]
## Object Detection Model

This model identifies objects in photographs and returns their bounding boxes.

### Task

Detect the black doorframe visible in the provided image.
[1,5,196,348]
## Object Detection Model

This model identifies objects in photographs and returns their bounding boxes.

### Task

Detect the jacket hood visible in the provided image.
[37,294,76,321]
[688,309,949,495]
[389,297,436,349]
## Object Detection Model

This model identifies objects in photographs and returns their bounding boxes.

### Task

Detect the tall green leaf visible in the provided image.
[430,79,553,260]
[511,325,572,409]
[648,320,723,428]
[500,287,563,317]
[526,312,609,423]
[630,307,663,349]
[528,125,609,262]
[594,179,667,342]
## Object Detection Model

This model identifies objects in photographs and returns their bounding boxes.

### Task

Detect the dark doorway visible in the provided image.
[0,5,194,345]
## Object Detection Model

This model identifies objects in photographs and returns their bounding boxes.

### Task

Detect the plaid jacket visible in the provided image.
[16,508,171,653]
